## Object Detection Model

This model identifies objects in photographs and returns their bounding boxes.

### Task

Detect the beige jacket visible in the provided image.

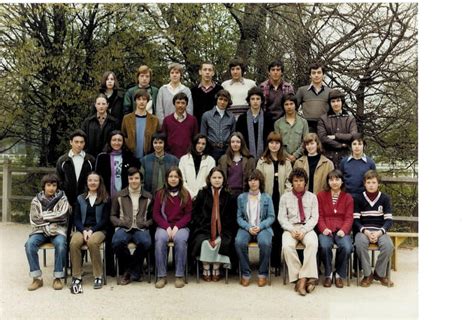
[293,154,334,194]
[256,158,292,196]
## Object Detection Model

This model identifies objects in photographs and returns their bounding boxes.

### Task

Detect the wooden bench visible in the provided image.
[387,215,418,271]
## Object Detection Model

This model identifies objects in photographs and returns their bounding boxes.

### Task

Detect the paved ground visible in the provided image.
[0,222,418,319]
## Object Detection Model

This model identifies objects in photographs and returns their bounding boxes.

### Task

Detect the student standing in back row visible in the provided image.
[191,61,223,127]
[123,65,159,115]
[155,63,194,124]
[295,63,331,132]
[259,60,294,122]
[222,57,256,118]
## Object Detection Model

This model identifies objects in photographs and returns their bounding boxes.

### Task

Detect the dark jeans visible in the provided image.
[318,234,352,279]
[112,228,151,279]
[235,229,272,278]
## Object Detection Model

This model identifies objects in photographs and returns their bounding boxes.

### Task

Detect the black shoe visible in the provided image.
[70,278,83,294]
[93,277,103,289]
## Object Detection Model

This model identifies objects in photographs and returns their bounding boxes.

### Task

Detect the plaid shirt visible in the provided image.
[259,79,294,99]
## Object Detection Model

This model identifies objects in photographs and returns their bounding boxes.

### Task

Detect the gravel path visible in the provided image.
[0,223,418,319]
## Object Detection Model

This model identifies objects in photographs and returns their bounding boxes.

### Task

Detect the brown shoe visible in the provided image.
[52,278,63,290]
[28,278,43,291]
[257,277,267,287]
[323,277,332,288]
[202,274,211,282]
[374,272,394,287]
[119,272,131,285]
[335,277,344,288]
[240,277,250,287]
[155,277,167,289]
[174,277,185,288]
[360,274,374,287]
[306,278,317,293]
[296,278,307,296]
[211,274,221,282]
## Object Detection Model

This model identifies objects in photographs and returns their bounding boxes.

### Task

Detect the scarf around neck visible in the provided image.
[292,189,306,223]
[246,109,264,158]
[211,187,222,242]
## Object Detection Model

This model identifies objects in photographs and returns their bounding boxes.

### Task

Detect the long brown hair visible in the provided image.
[261,131,286,165]
[157,166,189,207]
[82,171,109,204]
[224,132,252,167]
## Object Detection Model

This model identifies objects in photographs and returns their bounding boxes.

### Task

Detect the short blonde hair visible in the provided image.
[303,132,322,154]
[136,65,152,81]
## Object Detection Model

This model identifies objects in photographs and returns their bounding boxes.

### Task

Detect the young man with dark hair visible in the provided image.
[274,93,309,163]
[259,60,294,121]
[121,89,160,160]
[191,62,223,126]
[295,63,331,132]
[317,89,358,168]
[56,129,95,206]
[200,89,236,161]
[161,92,199,159]
[339,134,376,198]
[123,65,159,115]
[222,57,256,118]
[140,132,179,194]
[278,167,319,296]
[25,174,70,291]
[353,170,394,287]
[110,167,153,285]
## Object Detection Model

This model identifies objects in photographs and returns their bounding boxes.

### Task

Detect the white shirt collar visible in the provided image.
[68,150,85,158]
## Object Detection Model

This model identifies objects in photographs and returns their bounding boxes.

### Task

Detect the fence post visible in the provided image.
[2,159,12,222]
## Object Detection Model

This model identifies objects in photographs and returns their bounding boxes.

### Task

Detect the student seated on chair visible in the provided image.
[188,167,237,282]
[278,168,319,296]
[153,167,192,289]
[316,169,353,289]
[70,172,110,292]
[110,167,153,285]
[235,169,275,287]
[25,174,70,291]
[353,170,394,287]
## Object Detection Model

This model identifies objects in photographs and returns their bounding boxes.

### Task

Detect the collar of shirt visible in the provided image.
[68,150,86,158]
[198,81,216,92]
[347,154,368,162]
[307,83,325,94]
[165,83,184,94]
[214,106,226,118]
[230,78,245,85]
[174,112,187,122]
[96,113,107,121]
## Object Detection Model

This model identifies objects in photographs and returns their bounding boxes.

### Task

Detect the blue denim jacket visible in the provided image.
[236,192,275,235]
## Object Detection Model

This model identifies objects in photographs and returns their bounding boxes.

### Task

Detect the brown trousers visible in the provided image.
[70,231,105,278]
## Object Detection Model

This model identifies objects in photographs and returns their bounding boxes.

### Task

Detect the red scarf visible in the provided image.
[292,189,306,223]
[210,187,222,247]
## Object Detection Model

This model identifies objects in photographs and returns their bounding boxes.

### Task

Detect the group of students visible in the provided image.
[24,58,394,296]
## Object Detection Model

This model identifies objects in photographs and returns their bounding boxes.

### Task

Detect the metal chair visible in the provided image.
[114,242,151,284]
[238,241,272,285]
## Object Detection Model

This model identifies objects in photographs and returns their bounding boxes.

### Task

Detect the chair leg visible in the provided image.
[371,250,375,268]
[147,251,151,283]
[116,254,120,285]
[103,246,107,285]
[43,249,47,267]
[347,254,351,287]
[355,251,360,286]
[196,260,200,283]
[268,259,272,286]
[283,258,288,285]
[225,267,228,284]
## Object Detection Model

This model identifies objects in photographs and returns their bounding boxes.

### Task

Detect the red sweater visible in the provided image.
[152,191,192,229]
[316,191,354,235]
[161,114,198,158]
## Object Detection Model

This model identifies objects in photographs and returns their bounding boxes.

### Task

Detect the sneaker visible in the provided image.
[175,277,185,288]
[93,277,103,289]
[52,278,63,290]
[27,278,43,291]
[70,278,83,294]
[155,277,167,289]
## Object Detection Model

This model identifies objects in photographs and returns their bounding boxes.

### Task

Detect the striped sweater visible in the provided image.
[353,191,393,234]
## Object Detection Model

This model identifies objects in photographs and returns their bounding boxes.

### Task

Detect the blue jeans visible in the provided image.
[25,233,67,278]
[112,228,151,279]
[235,228,272,278]
[318,234,352,279]
[155,227,189,278]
